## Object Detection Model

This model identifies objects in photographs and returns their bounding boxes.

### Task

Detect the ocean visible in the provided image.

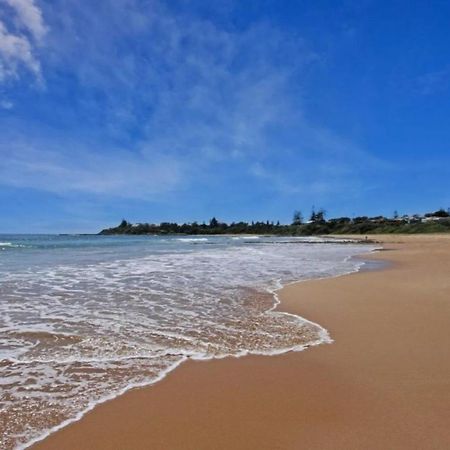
[0,234,377,449]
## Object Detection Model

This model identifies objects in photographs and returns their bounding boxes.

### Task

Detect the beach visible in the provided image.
[32,234,450,450]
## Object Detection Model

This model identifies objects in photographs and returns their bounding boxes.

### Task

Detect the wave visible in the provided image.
[0,242,27,248]
[176,237,209,242]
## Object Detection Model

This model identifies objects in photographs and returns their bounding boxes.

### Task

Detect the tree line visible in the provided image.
[99,208,450,236]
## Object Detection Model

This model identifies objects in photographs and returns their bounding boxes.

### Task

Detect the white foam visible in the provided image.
[176,237,209,242]
[0,242,27,248]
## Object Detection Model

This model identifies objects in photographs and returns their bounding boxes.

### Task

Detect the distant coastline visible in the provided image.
[99,208,450,236]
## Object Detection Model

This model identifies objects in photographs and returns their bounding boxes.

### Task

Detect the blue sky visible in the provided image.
[0,0,449,233]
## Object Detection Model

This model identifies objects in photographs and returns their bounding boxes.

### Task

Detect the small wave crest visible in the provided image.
[176,237,209,242]
[0,242,27,249]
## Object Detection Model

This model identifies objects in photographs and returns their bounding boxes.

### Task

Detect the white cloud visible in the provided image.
[0,141,185,198]
[0,20,40,80]
[4,0,47,42]
[0,98,13,108]
[0,0,46,82]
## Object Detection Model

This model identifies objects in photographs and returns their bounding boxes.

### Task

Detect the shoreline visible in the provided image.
[21,240,368,449]
[32,234,450,449]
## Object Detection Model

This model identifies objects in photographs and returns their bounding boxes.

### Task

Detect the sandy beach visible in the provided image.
[32,235,450,450]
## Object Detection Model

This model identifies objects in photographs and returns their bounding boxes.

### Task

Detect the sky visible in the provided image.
[0,0,449,233]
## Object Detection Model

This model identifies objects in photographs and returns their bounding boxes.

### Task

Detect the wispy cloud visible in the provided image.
[0,98,13,108]
[0,0,46,82]
[0,0,385,204]
[0,138,185,198]
[4,0,47,41]
[42,2,315,158]
[415,66,450,95]
[248,122,388,199]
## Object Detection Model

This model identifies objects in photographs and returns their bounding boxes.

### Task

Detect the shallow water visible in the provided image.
[0,234,375,449]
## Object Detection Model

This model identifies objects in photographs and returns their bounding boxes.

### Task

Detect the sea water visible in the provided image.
[0,234,376,449]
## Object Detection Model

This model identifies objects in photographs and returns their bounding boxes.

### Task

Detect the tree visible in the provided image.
[292,210,303,225]
[310,207,326,223]
[315,208,326,222]
[119,219,129,228]
[433,209,449,218]
[393,210,399,219]
[209,217,218,228]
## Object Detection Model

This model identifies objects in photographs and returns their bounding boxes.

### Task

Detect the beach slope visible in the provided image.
[33,235,450,450]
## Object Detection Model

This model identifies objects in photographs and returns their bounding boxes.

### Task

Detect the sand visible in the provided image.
[32,235,450,450]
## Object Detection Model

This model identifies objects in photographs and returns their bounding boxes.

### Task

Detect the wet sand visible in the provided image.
[33,235,450,450]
